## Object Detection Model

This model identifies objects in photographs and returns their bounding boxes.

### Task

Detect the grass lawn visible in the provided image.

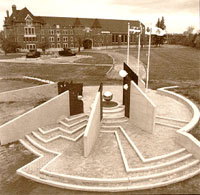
[0,62,119,86]
[75,51,113,64]
[117,46,200,83]
[117,46,200,140]
[0,46,200,194]
[0,53,25,59]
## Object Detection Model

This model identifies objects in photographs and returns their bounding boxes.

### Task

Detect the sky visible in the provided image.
[0,0,199,33]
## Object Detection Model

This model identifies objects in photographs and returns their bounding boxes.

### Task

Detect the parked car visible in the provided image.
[26,50,41,58]
[59,48,76,56]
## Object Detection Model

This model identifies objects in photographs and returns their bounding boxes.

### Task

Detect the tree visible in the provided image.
[182,26,196,47]
[183,26,194,36]
[160,16,166,30]
[1,36,20,55]
[38,37,50,54]
[156,18,161,29]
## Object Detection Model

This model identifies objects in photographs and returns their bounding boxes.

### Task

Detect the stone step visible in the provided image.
[103,111,125,118]
[17,132,200,192]
[59,119,88,130]
[102,117,128,124]
[37,123,86,138]
[27,133,81,154]
[103,104,124,111]
[19,137,45,156]
[39,158,200,192]
[155,117,189,129]
[33,127,85,142]
[17,137,56,176]
[115,129,197,176]
[63,114,88,125]
[101,126,191,166]
[103,106,125,114]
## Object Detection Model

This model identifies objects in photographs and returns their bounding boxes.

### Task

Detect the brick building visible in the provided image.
[3,5,145,50]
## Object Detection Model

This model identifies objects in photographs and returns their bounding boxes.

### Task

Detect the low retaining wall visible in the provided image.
[157,88,200,160]
[130,81,156,133]
[0,91,70,145]
[84,92,101,157]
[0,83,58,102]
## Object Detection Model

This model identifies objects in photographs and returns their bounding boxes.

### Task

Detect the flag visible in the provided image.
[145,27,166,36]
[129,26,141,34]
[152,27,166,36]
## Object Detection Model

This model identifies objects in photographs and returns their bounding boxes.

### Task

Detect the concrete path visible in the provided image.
[91,49,146,80]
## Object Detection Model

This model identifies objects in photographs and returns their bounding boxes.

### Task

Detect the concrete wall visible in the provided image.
[84,92,101,157]
[138,78,146,92]
[176,131,200,159]
[0,91,70,145]
[157,88,200,160]
[0,83,58,102]
[129,81,156,133]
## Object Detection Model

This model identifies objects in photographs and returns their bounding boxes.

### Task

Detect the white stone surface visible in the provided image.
[0,91,70,145]
[129,81,156,133]
[84,92,101,157]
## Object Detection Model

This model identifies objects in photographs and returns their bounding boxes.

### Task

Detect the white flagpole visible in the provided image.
[146,27,151,90]
[127,22,130,64]
[137,23,141,77]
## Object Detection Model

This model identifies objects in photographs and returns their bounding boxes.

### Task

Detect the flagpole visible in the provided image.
[137,23,141,77]
[146,28,151,90]
[127,22,130,64]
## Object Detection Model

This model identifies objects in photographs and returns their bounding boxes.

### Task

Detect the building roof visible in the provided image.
[40,16,141,33]
[4,7,44,25]
[4,5,143,33]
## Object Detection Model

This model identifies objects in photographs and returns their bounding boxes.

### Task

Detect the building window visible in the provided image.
[112,34,115,42]
[70,30,73,35]
[70,43,74,48]
[49,37,54,42]
[70,36,73,42]
[125,35,127,42]
[56,30,60,35]
[63,30,68,35]
[24,27,35,35]
[51,43,55,48]
[63,37,68,42]
[26,19,32,26]
[57,43,61,48]
[121,35,124,42]
[130,34,133,42]
[49,29,54,35]
[26,44,36,50]
[63,43,68,48]
[57,37,60,42]
[116,35,118,42]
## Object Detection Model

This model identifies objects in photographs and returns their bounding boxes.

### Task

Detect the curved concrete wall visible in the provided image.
[157,88,200,159]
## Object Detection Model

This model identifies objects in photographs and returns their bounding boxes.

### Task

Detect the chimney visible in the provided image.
[12,5,16,13]
[6,10,9,17]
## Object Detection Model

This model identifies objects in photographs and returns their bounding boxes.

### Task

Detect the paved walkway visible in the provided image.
[83,85,192,121]
[35,85,193,179]
[91,49,146,80]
